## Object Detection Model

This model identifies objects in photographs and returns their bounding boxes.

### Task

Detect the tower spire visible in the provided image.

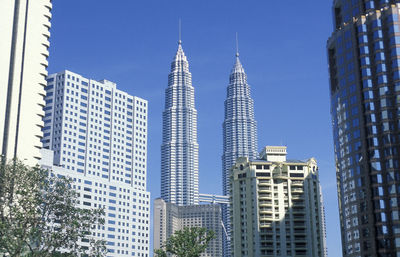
[232,33,244,74]
[235,32,239,57]
[178,18,182,45]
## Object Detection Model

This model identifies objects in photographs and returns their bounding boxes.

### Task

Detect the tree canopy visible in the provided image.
[0,160,106,256]
[154,226,215,257]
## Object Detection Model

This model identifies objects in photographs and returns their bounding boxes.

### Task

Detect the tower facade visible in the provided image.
[42,70,150,256]
[328,1,400,256]
[222,53,258,256]
[161,41,199,206]
[0,0,52,165]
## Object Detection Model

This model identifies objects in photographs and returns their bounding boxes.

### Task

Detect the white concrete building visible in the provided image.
[0,0,52,165]
[154,198,222,257]
[231,146,327,257]
[42,70,150,257]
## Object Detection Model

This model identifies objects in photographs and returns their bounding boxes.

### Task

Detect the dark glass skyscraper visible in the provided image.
[328,1,400,256]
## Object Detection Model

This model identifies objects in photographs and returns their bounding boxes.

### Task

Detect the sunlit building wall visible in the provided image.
[0,0,52,165]
[42,70,150,257]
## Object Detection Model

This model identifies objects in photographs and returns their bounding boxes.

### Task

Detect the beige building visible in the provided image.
[154,198,222,256]
[231,146,327,257]
[0,0,52,165]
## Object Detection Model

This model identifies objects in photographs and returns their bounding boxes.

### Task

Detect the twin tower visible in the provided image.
[159,40,258,256]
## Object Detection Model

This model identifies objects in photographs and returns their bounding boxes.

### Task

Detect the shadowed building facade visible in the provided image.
[328,1,400,256]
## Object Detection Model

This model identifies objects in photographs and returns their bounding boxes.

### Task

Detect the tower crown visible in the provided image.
[170,41,189,73]
[229,54,247,85]
[174,42,187,62]
[231,55,245,74]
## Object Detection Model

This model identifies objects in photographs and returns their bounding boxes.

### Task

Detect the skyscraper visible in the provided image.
[154,41,224,255]
[328,1,400,256]
[161,40,199,206]
[231,146,327,257]
[42,70,150,256]
[222,52,258,256]
[0,0,52,165]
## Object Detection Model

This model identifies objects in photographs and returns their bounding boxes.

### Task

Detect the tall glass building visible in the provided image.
[328,1,400,256]
[161,41,199,206]
[222,52,258,257]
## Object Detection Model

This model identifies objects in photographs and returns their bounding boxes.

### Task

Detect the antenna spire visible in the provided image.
[178,18,182,44]
[235,32,239,57]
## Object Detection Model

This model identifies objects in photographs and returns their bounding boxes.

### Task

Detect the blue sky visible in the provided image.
[48,0,341,255]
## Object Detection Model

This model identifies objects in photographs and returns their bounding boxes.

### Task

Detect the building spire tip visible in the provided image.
[178,18,182,45]
[235,32,239,57]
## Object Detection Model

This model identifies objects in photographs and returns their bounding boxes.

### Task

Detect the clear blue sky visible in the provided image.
[48,0,341,255]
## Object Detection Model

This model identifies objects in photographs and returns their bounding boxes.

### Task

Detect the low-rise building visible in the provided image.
[154,198,222,256]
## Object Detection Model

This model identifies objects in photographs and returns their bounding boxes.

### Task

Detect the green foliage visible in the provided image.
[155,227,215,257]
[0,160,106,256]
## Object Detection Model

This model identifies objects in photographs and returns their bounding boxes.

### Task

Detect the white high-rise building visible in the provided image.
[0,0,52,165]
[161,40,199,206]
[222,52,258,256]
[42,70,150,257]
[231,146,327,257]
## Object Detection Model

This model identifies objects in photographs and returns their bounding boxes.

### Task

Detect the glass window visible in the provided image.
[360,46,369,54]
[374,30,383,39]
[379,86,389,96]
[365,102,375,111]
[371,161,381,171]
[389,24,400,34]
[365,1,374,9]
[364,90,374,99]
[363,79,373,88]
[377,64,386,73]
[374,41,384,50]
[358,24,367,33]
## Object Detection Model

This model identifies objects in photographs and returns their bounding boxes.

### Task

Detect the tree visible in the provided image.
[154,227,215,257]
[0,159,106,256]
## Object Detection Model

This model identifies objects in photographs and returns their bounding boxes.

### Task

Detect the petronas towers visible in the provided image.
[159,40,258,256]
